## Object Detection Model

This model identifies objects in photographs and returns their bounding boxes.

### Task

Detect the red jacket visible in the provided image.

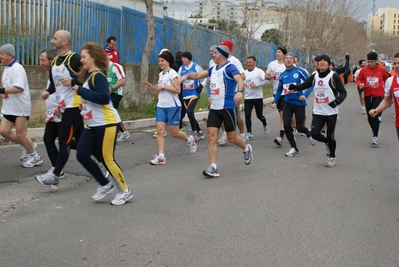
[104,47,120,64]
[356,65,389,97]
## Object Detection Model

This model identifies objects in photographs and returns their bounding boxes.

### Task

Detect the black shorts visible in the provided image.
[357,87,364,95]
[3,114,29,123]
[277,95,285,112]
[207,108,237,132]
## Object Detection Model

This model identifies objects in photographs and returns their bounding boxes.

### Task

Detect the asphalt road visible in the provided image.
[0,83,398,267]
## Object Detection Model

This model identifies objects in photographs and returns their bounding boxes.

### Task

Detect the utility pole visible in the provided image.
[373,0,375,15]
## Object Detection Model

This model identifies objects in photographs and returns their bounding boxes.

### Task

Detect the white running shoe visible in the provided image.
[22,153,43,168]
[203,165,220,178]
[116,131,130,143]
[243,144,253,165]
[264,123,270,134]
[188,135,197,154]
[217,134,227,145]
[371,136,378,145]
[150,154,166,165]
[20,143,37,161]
[245,132,254,141]
[308,136,316,146]
[274,136,283,147]
[36,172,59,189]
[285,148,299,157]
[361,108,366,115]
[47,167,66,179]
[326,157,336,167]
[111,189,133,205]
[152,131,166,138]
[92,182,115,201]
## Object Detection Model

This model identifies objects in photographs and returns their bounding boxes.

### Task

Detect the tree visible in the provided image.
[370,33,399,59]
[261,29,282,45]
[140,0,156,105]
[217,19,241,35]
[281,0,365,65]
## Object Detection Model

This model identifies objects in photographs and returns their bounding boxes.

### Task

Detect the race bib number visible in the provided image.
[282,83,294,95]
[315,90,329,104]
[210,83,220,95]
[183,80,194,89]
[80,102,93,121]
[244,79,252,89]
[45,109,54,122]
[366,77,379,88]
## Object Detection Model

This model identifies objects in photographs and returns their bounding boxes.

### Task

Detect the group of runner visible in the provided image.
[1,31,398,204]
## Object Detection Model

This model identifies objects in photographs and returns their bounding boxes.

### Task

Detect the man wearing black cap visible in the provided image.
[178,51,207,141]
[289,54,347,167]
[179,45,253,178]
[265,46,288,147]
[356,52,389,145]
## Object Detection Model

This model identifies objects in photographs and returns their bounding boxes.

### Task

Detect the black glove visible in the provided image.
[328,100,338,108]
[288,84,297,91]
[0,87,4,94]
[196,84,204,93]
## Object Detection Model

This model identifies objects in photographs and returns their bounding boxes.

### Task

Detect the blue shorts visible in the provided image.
[156,106,181,126]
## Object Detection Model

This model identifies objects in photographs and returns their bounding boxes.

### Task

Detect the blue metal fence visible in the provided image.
[0,0,276,67]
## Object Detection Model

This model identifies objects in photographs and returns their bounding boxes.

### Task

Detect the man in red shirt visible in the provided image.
[104,36,120,64]
[356,51,389,145]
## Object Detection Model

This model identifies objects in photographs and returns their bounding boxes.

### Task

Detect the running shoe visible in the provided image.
[197,131,205,140]
[150,154,166,165]
[243,144,253,165]
[274,136,282,147]
[285,147,299,157]
[111,189,133,206]
[361,108,366,115]
[325,157,336,168]
[308,136,316,146]
[22,153,43,168]
[36,172,59,189]
[217,134,227,145]
[264,123,270,134]
[203,165,220,178]
[20,143,37,161]
[47,167,65,179]
[116,131,130,143]
[371,136,378,145]
[92,182,115,201]
[188,135,197,154]
[245,132,254,141]
[179,128,186,133]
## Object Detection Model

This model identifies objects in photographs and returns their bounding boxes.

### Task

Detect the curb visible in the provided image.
[24,97,274,140]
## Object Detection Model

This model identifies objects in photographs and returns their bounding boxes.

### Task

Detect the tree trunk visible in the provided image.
[139,0,155,105]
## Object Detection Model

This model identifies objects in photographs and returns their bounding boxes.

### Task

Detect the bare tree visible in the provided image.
[281,0,365,66]
[140,0,156,105]
[371,33,399,59]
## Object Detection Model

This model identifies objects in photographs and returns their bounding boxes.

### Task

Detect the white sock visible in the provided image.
[222,131,227,137]
[211,163,217,169]
[159,153,165,158]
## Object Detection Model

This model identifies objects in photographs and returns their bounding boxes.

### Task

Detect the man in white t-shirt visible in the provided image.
[243,56,270,140]
[217,40,246,144]
[265,46,287,147]
[0,44,43,168]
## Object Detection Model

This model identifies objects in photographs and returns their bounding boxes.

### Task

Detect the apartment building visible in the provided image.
[368,7,399,36]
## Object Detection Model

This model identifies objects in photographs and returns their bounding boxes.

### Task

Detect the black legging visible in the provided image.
[183,97,201,132]
[283,102,310,149]
[364,96,383,137]
[244,98,267,133]
[311,114,338,158]
[43,121,76,167]
[53,107,83,176]
[111,93,127,133]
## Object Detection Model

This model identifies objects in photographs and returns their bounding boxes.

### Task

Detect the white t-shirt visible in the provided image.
[228,56,245,74]
[157,69,181,108]
[354,68,362,81]
[244,67,268,99]
[1,60,31,116]
[266,60,286,94]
